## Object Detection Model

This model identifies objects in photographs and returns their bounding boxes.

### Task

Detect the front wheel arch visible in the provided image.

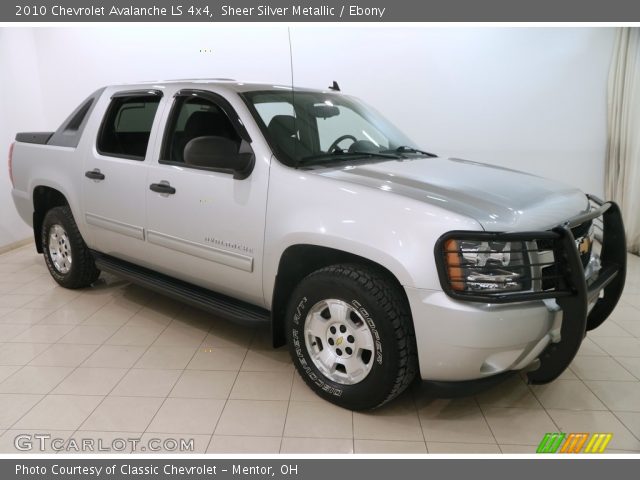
[270,244,412,348]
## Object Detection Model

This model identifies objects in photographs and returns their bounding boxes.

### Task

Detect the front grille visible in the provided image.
[539,218,594,291]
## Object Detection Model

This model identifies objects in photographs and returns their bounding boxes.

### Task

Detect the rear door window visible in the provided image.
[97,93,161,160]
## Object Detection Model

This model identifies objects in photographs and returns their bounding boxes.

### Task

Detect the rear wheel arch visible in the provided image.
[32,186,69,253]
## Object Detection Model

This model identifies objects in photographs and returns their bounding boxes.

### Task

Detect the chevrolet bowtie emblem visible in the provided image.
[336,337,343,346]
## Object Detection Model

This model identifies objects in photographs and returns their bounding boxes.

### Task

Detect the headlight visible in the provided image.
[443,238,530,293]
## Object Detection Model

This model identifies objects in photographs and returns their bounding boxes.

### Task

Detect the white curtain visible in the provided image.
[606,27,640,254]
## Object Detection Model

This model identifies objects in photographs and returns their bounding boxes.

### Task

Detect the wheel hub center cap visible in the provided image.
[326,322,355,359]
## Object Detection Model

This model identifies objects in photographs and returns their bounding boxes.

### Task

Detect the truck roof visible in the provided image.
[112,79,336,94]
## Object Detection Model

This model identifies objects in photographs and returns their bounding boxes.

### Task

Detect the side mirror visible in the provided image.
[183,136,254,180]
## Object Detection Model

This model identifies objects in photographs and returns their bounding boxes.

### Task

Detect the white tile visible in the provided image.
[105,325,165,346]
[187,347,247,371]
[52,368,127,395]
[0,366,73,394]
[354,398,423,441]
[585,381,640,411]
[81,345,146,368]
[0,343,51,365]
[9,325,74,343]
[200,322,254,349]
[281,437,354,453]
[482,407,557,445]
[0,325,30,342]
[15,395,103,430]
[111,369,182,397]
[355,439,426,453]
[0,295,41,309]
[207,435,281,454]
[418,399,496,444]
[29,344,98,367]
[153,325,208,347]
[617,357,640,379]
[0,393,43,428]
[147,398,225,434]
[576,337,608,356]
[58,325,120,345]
[134,346,198,370]
[230,371,292,401]
[216,400,288,437]
[79,396,163,432]
[531,380,607,410]
[291,375,322,402]
[241,349,293,372]
[614,411,640,439]
[427,442,500,453]
[284,401,353,439]
[0,366,21,383]
[476,375,541,408]
[0,309,55,325]
[170,370,237,399]
[591,337,640,357]
[569,356,637,381]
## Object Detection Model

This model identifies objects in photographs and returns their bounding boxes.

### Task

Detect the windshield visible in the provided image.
[241,90,426,167]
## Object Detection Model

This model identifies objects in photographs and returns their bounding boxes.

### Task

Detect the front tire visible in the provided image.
[286,264,417,410]
[42,206,100,289]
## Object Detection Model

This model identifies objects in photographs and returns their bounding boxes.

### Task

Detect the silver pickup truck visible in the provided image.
[9,79,626,410]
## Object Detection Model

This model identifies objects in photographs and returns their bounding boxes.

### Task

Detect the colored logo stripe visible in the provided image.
[584,433,613,453]
[537,433,613,453]
[560,433,589,453]
[537,433,566,453]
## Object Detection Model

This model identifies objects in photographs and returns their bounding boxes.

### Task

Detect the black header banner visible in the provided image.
[2,0,640,22]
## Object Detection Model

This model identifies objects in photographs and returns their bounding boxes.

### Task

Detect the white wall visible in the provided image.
[290,27,615,197]
[0,26,616,249]
[0,29,47,248]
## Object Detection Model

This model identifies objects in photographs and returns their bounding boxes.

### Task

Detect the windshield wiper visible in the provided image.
[298,150,401,166]
[385,146,438,157]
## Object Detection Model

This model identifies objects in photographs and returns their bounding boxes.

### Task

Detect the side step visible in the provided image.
[92,252,270,327]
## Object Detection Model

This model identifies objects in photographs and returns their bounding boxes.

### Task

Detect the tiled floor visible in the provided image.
[0,245,639,454]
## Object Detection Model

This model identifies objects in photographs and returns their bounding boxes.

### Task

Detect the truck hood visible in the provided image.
[313,157,589,231]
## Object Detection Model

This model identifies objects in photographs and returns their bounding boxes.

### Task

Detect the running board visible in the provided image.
[92,252,270,327]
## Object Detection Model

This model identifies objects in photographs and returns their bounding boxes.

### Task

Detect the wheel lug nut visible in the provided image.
[339,325,347,333]
[347,335,354,343]
[328,338,334,345]
[336,348,342,356]
[345,347,352,355]
[330,326,336,334]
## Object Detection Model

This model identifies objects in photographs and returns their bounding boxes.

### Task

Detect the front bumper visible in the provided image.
[409,196,626,383]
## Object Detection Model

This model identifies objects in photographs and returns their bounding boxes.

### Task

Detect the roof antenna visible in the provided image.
[328,81,340,92]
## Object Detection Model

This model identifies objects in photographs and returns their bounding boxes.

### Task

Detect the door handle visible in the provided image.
[149,182,176,195]
[85,169,105,181]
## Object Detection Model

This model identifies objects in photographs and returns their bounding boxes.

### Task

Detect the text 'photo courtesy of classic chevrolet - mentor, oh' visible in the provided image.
[9,80,627,410]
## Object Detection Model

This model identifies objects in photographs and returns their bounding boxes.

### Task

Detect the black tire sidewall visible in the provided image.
[286,270,402,410]
[41,207,83,287]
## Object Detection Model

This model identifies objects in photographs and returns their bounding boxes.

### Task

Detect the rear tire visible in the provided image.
[42,206,100,289]
[285,264,417,410]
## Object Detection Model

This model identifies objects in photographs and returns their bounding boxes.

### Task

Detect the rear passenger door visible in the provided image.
[83,90,163,262]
